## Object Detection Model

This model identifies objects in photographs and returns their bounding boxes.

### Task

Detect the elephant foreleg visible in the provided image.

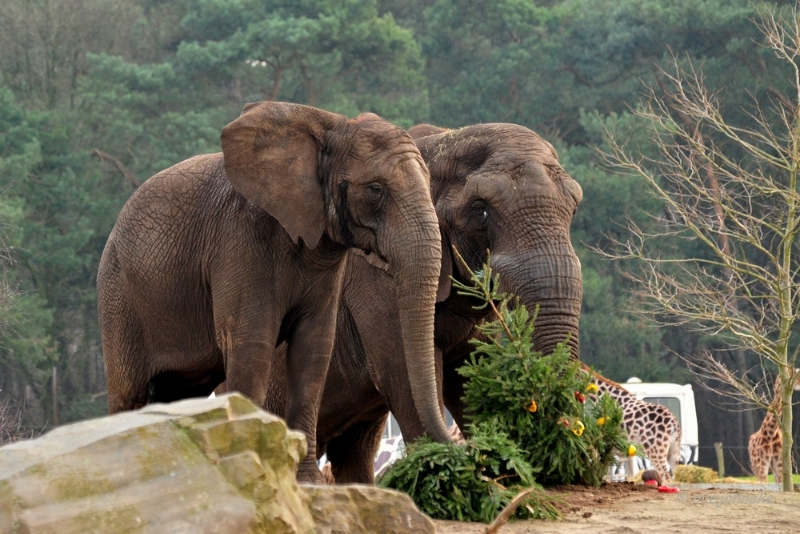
[224,336,276,406]
[286,303,340,484]
[442,339,474,437]
[326,416,388,484]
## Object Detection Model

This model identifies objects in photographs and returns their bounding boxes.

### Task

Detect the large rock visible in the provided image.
[0,393,313,534]
[0,394,437,534]
[305,485,436,534]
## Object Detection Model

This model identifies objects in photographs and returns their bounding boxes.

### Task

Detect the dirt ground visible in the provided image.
[433,482,800,533]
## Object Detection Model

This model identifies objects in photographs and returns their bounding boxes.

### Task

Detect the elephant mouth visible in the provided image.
[336,181,357,248]
[351,248,390,271]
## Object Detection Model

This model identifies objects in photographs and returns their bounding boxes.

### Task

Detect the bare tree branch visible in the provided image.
[597,6,800,491]
[92,149,140,188]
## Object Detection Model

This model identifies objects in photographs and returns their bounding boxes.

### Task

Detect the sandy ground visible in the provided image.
[433,483,800,533]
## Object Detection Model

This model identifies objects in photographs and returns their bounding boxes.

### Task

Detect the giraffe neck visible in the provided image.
[761,410,777,426]
[581,363,637,404]
[594,376,638,403]
[772,375,783,412]
[768,368,800,412]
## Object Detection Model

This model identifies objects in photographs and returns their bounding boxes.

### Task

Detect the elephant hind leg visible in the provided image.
[99,252,151,413]
[102,310,151,414]
[327,416,389,484]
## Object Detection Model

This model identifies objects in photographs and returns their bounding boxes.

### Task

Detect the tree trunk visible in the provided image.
[781,367,793,491]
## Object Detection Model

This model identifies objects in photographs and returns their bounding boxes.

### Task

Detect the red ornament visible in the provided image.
[574,392,585,403]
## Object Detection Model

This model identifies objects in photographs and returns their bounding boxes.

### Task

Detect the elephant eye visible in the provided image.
[471,201,489,227]
[365,182,384,205]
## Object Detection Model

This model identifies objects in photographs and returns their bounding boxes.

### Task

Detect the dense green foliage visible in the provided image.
[378,424,560,522]
[461,344,629,486]
[454,258,630,486]
[0,0,794,458]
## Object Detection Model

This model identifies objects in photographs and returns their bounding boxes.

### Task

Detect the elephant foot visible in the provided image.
[296,458,327,485]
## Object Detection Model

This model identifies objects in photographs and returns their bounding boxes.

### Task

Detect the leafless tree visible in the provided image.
[597,6,800,491]
[0,394,32,446]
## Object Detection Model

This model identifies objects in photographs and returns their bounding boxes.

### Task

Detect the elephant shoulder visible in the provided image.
[136,153,225,198]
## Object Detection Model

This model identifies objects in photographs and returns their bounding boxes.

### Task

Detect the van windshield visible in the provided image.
[642,397,681,423]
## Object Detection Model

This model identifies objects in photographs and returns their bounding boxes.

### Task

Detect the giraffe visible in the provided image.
[586,368,682,483]
[748,371,800,483]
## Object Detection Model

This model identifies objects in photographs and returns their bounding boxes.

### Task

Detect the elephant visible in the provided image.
[97,102,451,483]
[255,122,584,483]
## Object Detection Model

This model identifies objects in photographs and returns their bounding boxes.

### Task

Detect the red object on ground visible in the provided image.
[658,486,680,493]
[644,479,658,486]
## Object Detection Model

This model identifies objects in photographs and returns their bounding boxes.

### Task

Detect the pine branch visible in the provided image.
[450,246,515,342]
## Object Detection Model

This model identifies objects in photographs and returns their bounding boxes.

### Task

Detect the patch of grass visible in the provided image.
[673,465,720,483]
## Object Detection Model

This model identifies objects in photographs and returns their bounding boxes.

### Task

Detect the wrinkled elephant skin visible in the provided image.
[97,102,448,484]
[260,123,583,483]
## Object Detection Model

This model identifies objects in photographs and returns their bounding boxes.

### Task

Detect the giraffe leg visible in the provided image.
[757,458,769,483]
[753,450,768,483]
[649,449,670,483]
[749,435,767,483]
[772,452,782,483]
[626,455,637,479]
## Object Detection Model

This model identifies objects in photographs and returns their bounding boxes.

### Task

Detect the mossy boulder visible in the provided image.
[0,393,313,533]
[0,393,434,533]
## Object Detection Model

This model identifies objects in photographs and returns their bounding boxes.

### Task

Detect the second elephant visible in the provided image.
[261,122,584,482]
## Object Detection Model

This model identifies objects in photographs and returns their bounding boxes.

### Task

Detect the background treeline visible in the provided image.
[0,0,796,473]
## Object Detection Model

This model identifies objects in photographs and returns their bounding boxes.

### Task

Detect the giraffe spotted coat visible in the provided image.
[748,372,800,483]
[748,408,782,483]
[590,372,682,483]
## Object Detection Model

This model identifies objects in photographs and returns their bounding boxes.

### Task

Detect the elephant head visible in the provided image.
[413,124,583,358]
[220,102,450,442]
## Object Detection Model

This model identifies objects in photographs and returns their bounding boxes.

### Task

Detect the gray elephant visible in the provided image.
[257,122,583,483]
[97,102,451,483]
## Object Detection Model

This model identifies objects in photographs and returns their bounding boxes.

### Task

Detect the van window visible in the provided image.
[642,397,681,423]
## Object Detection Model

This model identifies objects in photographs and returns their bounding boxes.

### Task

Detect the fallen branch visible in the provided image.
[483,488,534,534]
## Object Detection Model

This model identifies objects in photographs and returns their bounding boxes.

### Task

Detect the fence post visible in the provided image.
[52,366,59,427]
[714,442,725,478]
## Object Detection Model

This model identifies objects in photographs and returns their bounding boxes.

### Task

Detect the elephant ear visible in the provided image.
[221,102,344,249]
[436,230,453,302]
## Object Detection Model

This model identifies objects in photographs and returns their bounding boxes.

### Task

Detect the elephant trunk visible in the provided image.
[385,207,451,443]
[493,245,582,358]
